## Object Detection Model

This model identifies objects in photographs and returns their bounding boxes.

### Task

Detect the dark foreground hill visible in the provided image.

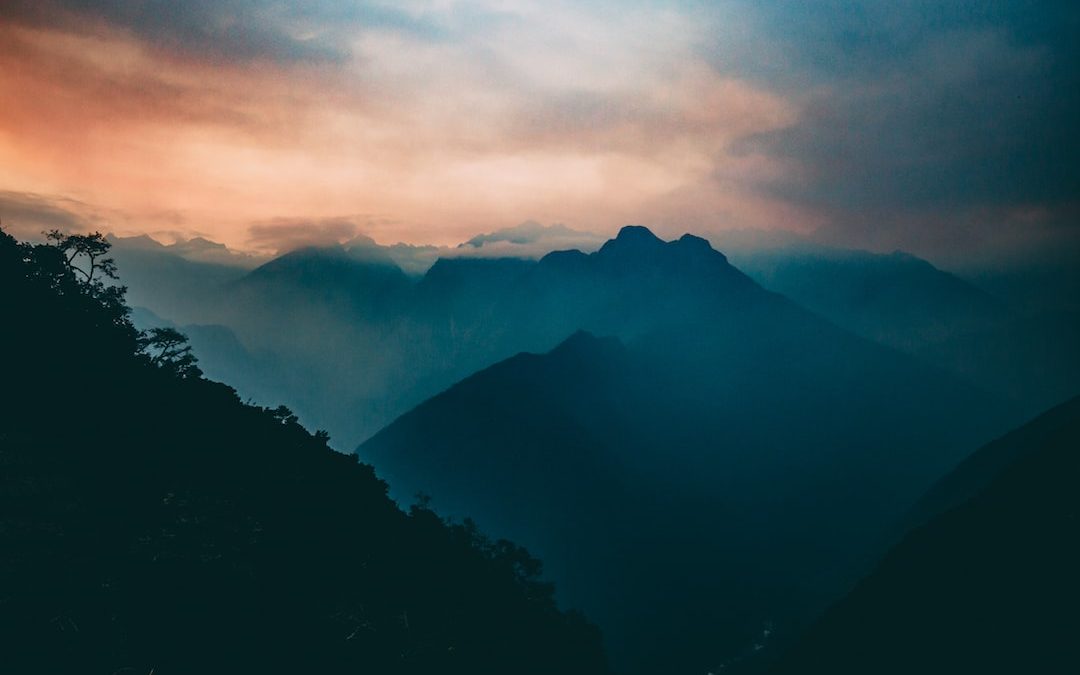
[0,228,607,674]
[771,395,1080,675]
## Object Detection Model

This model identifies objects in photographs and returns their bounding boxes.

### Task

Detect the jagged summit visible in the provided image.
[596,226,728,262]
[531,225,751,299]
[182,236,228,251]
[597,225,665,256]
[584,226,748,289]
[676,233,722,257]
[615,224,663,243]
[536,248,590,270]
[108,233,165,249]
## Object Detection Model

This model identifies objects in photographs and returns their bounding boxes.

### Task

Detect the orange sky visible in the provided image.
[0,8,810,253]
[1,1,1075,261]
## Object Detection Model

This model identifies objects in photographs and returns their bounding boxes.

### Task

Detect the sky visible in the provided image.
[0,1,1077,263]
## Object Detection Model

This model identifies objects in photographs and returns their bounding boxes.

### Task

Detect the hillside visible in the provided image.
[0,229,607,674]
[730,244,1080,414]
[730,246,1003,350]
[771,395,1080,675]
[111,227,1031,449]
[360,279,1010,675]
[910,395,1080,526]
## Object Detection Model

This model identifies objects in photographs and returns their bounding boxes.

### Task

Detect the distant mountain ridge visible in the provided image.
[85,225,1063,673]
[111,225,772,445]
[728,243,1080,414]
[731,245,1004,350]
[110,225,1056,447]
[359,247,1012,674]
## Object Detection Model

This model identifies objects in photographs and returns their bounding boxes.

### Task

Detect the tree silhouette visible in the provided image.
[44,229,118,286]
[138,326,203,379]
[32,228,131,330]
[0,223,608,675]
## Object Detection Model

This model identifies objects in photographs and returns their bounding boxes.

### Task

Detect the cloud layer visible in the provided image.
[0,1,1077,263]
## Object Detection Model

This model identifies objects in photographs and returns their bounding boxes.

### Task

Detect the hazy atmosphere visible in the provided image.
[2,3,1078,675]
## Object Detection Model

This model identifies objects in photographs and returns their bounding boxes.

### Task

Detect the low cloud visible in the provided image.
[0,190,105,238]
[461,221,605,255]
[244,217,608,274]
[246,217,362,254]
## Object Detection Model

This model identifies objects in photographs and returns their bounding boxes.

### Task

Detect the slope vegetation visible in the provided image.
[0,229,606,675]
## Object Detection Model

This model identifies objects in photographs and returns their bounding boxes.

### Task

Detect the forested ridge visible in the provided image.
[0,227,607,674]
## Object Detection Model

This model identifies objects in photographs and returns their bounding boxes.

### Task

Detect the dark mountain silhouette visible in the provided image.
[0,228,607,675]
[109,227,1077,446]
[106,227,765,445]
[106,225,1020,672]
[103,225,1036,671]
[110,226,1035,450]
[360,280,1011,675]
[771,395,1080,675]
[729,244,1080,415]
[731,246,1004,350]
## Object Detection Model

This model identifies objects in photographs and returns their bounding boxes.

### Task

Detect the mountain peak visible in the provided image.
[246,243,408,288]
[676,232,722,254]
[109,233,166,250]
[182,236,226,250]
[597,225,665,258]
[614,225,662,244]
[676,232,706,247]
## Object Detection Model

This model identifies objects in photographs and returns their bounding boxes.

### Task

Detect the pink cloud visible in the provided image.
[0,9,804,252]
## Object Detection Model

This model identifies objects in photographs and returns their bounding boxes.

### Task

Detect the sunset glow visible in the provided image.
[1,1,1076,260]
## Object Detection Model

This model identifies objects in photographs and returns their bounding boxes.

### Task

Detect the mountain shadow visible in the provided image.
[730,246,1004,351]
[360,267,1012,675]
[0,228,607,675]
[111,226,1035,451]
[729,244,1080,416]
[770,394,1080,675]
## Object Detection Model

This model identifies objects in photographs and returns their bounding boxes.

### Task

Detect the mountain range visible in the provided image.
[103,224,1076,672]
[111,226,1061,446]
[728,243,1080,415]
[107,223,1051,670]
[5,223,1076,674]
[357,227,1014,673]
